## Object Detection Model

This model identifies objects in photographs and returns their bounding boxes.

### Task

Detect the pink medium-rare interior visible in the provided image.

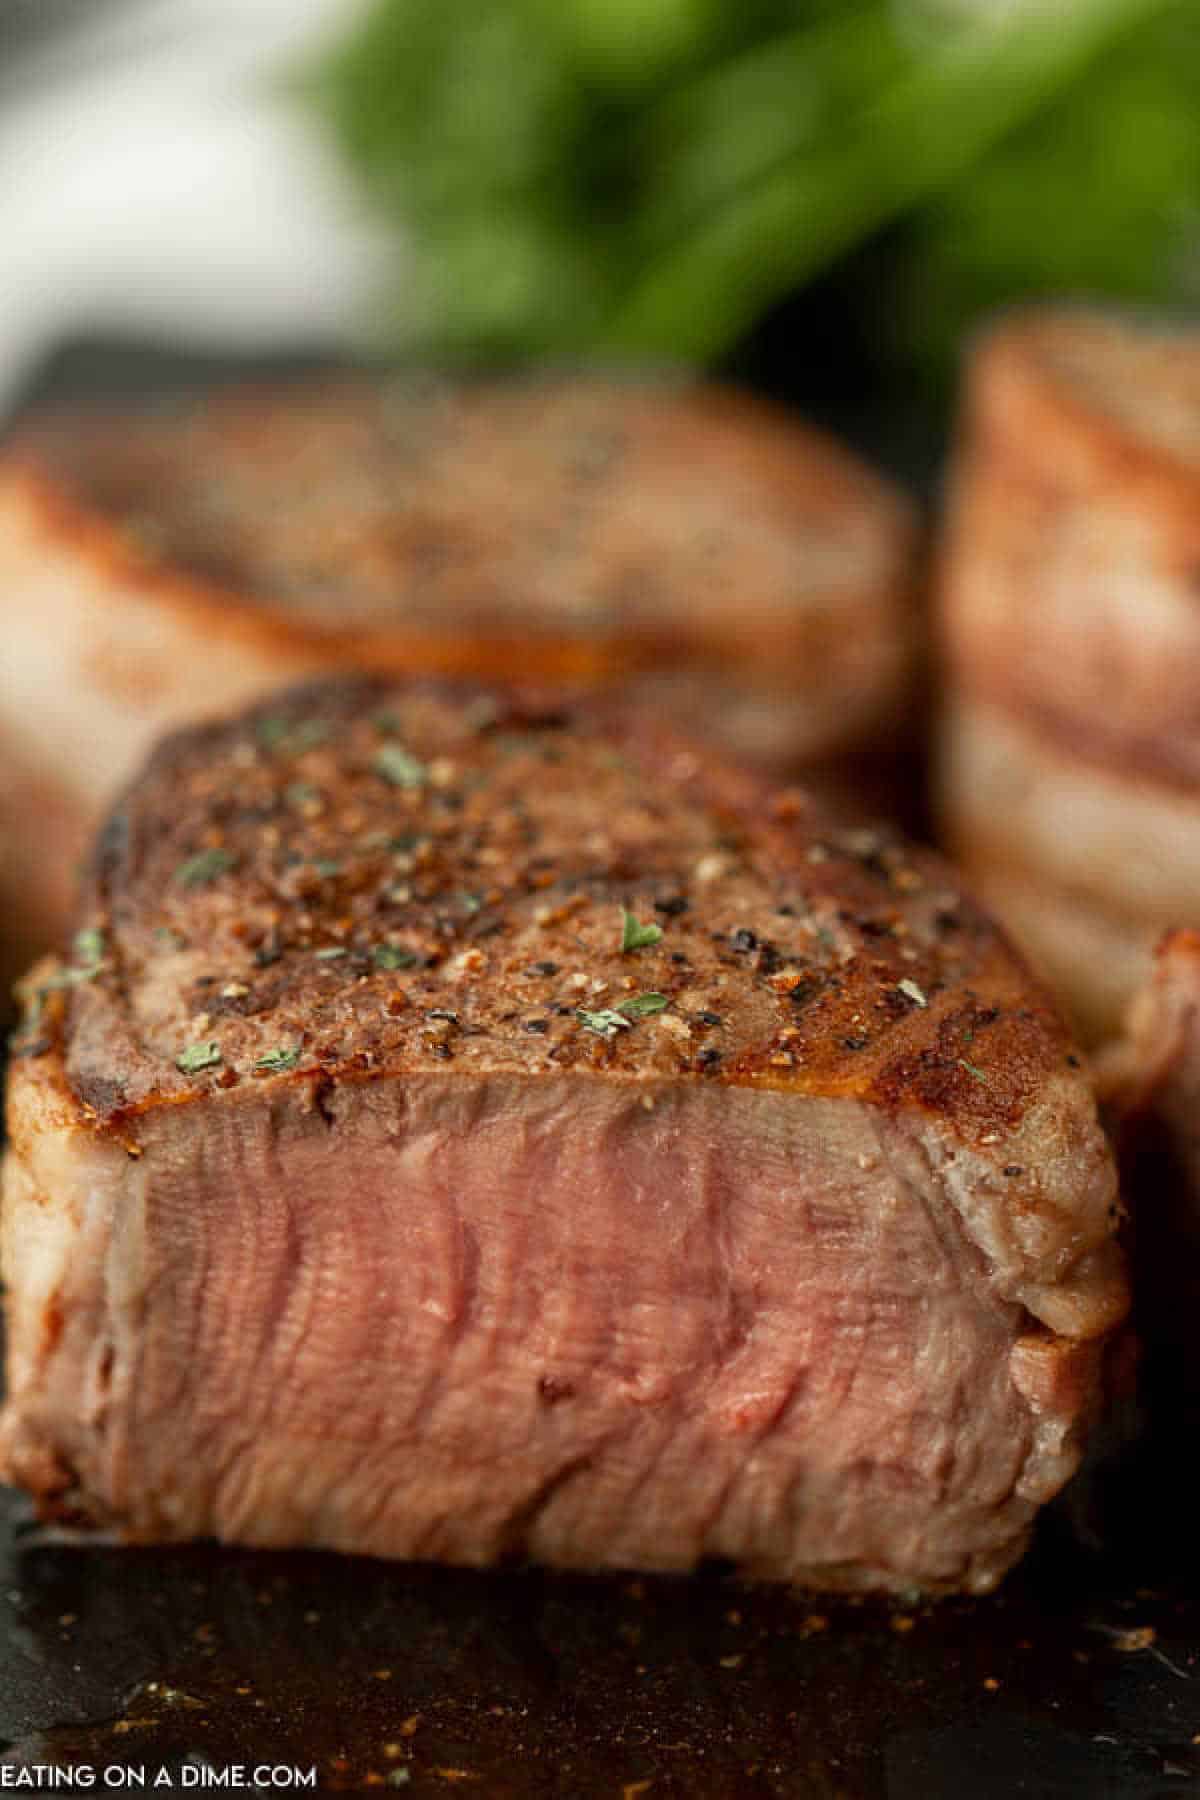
[2,1073,1060,1592]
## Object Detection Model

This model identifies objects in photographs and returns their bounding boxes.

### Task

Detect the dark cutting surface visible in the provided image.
[2,340,1198,1797]
[3,1478,1200,1796]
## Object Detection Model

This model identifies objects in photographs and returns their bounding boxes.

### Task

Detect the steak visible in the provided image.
[0,676,1125,1594]
[0,373,918,993]
[1097,931,1200,1367]
[936,305,1200,1041]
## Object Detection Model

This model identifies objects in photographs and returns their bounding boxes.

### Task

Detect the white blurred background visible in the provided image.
[0,0,392,414]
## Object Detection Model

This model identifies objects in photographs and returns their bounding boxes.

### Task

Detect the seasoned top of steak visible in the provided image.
[965,306,1200,490]
[16,675,1096,1167]
[11,374,915,678]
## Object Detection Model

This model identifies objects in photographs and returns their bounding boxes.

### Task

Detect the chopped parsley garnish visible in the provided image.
[256,716,329,752]
[20,943,109,1020]
[255,716,291,749]
[254,1045,301,1073]
[314,946,348,961]
[620,909,663,953]
[292,720,331,752]
[176,1041,222,1074]
[617,993,669,1019]
[373,711,404,736]
[176,848,237,888]
[897,979,928,1008]
[73,927,106,967]
[373,944,418,970]
[374,744,428,788]
[313,859,342,878]
[285,781,321,810]
[957,1057,989,1086]
[576,1008,632,1038]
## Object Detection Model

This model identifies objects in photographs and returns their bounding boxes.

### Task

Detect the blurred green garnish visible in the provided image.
[316,0,1200,370]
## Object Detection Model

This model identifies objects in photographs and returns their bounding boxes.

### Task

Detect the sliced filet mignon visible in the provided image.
[0,374,918,992]
[0,676,1124,1594]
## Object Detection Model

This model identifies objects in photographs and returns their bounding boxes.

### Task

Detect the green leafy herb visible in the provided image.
[374,710,405,736]
[373,944,418,970]
[576,1007,632,1038]
[617,992,669,1018]
[72,927,106,967]
[313,859,343,878]
[176,1040,222,1074]
[374,744,428,788]
[315,946,349,961]
[957,1056,989,1086]
[254,1045,301,1073]
[176,848,237,888]
[317,0,1195,377]
[285,781,322,810]
[620,908,663,953]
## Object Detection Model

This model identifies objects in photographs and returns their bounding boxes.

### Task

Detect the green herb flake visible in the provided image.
[254,1045,301,1073]
[176,1040,222,1075]
[256,716,330,753]
[292,719,331,752]
[313,859,342,878]
[57,965,101,991]
[255,716,291,749]
[73,927,106,967]
[617,992,669,1019]
[13,980,44,1030]
[620,909,663,954]
[897,979,928,1008]
[176,848,237,888]
[576,1007,632,1038]
[374,744,428,789]
[957,1057,989,1086]
[314,946,349,961]
[373,944,418,971]
[29,954,107,1006]
[285,781,321,810]
[373,710,405,736]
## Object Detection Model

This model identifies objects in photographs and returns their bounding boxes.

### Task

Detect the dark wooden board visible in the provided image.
[3,1485,1200,1797]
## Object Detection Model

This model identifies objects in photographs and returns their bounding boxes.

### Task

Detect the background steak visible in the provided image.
[0,374,918,993]
[936,306,1200,1042]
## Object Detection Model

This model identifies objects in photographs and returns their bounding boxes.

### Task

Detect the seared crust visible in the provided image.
[6,673,1084,1143]
[8,373,918,746]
